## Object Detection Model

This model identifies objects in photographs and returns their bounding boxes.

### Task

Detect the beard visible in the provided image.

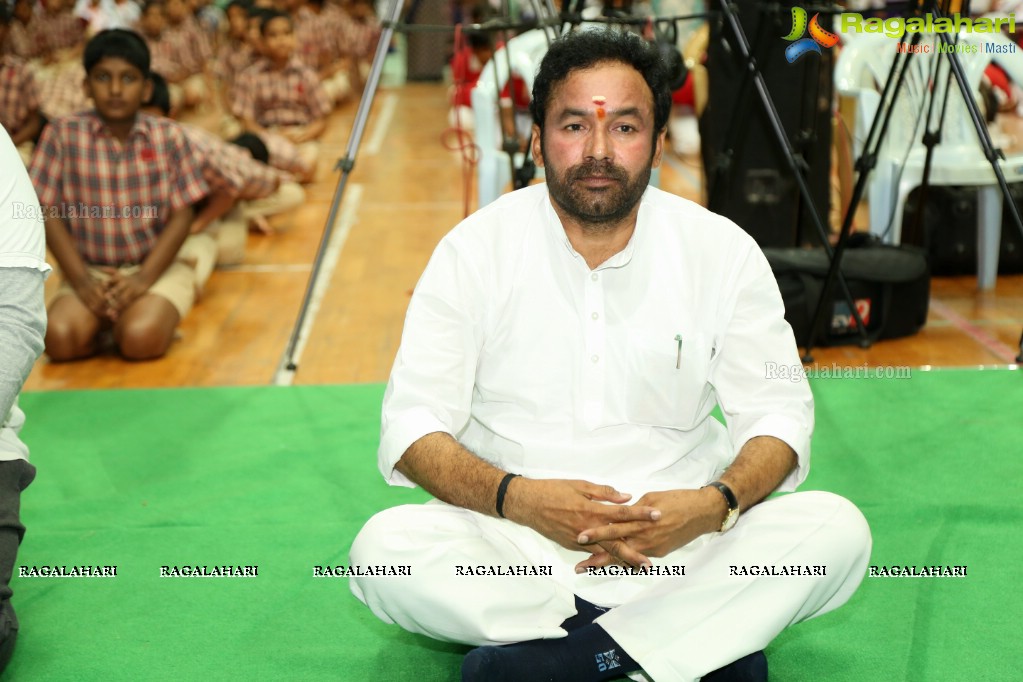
[543,152,653,231]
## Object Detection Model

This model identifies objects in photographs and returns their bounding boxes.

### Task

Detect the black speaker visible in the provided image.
[700,0,833,248]
[404,0,449,81]
[901,184,1023,275]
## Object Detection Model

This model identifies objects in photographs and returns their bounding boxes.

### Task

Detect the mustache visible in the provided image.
[566,160,627,182]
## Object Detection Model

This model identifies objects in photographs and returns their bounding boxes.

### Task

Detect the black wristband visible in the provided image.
[705,481,738,512]
[496,473,520,518]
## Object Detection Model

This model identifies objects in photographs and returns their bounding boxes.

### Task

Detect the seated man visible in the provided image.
[29,29,209,361]
[349,29,871,682]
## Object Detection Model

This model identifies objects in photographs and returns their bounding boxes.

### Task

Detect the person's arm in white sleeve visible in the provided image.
[0,129,50,428]
[378,236,486,487]
[710,237,814,494]
[0,270,46,425]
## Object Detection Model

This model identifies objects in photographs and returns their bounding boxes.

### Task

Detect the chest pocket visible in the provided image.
[623,331,714,429]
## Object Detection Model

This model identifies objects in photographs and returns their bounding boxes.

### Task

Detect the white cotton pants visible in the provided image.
[349,490,871,682]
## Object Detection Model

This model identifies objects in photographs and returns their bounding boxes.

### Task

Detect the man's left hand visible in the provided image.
[574,488,726,572]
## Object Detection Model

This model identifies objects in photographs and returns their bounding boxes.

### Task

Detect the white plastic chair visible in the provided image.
[834,31,1023,289]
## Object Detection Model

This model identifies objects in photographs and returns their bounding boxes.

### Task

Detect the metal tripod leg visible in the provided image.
[713,0,870,358]
[274,0,405,382]
[930,16,1023,367]
[802,32,927,362]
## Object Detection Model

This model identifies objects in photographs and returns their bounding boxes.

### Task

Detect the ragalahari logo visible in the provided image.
[783,7,839,62]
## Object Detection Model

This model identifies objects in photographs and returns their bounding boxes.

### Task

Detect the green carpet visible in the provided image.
[6,370,1020,680]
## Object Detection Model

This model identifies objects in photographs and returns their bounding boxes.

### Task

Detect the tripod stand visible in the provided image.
[704,0,872,355]
[809,2,1023,364]
[273,0,404,382]
[274,0,561,380]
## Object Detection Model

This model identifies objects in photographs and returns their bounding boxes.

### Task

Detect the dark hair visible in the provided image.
[226,0,250,12]
[84,29,151,77]
[145,71,172,114]
[530,28,672,141]
[247,5,271,19]
[0,4,10,25]
[465,30,494,52]
[229,132,269,164]
[259,8,291,35]
[142,0,165,15]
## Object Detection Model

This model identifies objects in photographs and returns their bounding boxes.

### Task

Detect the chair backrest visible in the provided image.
[835,30,1023,159]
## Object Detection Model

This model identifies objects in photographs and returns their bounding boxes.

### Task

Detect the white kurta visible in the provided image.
[379,183,813,495]
[353,183,870,681]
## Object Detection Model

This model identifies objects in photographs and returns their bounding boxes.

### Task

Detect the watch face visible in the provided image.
[721,508,739,532]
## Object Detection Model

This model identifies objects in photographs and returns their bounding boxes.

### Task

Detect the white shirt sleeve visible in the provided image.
[378,234,487,487]
[0,130,50,273]
[0,127,50,462]
[709,239,814,491]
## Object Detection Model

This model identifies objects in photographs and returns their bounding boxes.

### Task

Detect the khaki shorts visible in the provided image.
[54,260,198,319]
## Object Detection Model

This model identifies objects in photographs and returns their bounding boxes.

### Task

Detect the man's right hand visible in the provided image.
[502,477,661,567]
[71,272,114,320]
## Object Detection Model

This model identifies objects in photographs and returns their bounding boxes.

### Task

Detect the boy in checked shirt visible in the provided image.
[231,9,330,183]
[34,0,85,68]
[2,0,39,60]
[29,29,212,361]
[162,0,213,110]
[214,0,255,136]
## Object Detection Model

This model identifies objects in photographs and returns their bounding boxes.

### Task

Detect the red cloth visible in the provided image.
[450,44,531,109]
[672,72,694,106]
[985,63,1011,101]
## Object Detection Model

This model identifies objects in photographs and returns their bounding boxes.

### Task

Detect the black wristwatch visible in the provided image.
[705,481,740,532]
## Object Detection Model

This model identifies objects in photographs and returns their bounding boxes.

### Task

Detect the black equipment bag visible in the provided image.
[764,238,930,346]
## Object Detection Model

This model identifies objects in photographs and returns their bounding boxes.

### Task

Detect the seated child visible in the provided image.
[36,60,92,121]
[29,29,213,361]
[231,9,331,182]
[3,0,38,60]
[162,0,213,109]
[288,0,351,105]
[214,0,256,137]
[215,5,313,179]
[143,72,304,280]
[340,0,381,86]
[139,0,184,112]
[34,0,86,68]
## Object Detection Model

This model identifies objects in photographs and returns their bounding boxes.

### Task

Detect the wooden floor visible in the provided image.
[23,81,1023,391]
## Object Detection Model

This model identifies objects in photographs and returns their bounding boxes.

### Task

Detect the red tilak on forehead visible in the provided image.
[593,95,606,120]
